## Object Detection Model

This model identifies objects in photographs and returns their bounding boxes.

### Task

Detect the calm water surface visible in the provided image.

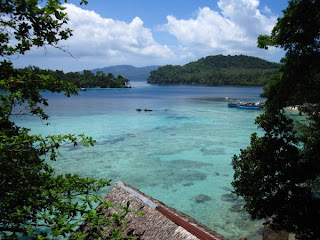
[17,84,265,240]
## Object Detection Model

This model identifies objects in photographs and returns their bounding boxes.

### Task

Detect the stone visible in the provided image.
[263,224,290,240]
[288,234,296,240]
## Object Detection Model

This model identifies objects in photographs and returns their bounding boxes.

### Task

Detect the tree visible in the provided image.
[147,55,280,86]
[0,1,134,239]
[232,0,320,239]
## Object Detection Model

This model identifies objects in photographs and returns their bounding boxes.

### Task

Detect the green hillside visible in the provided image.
[147,55,280,86]
[90,65,160,81]
[23,67,130,88]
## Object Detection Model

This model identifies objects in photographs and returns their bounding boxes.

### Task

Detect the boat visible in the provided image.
[228,101,264,110]
[80,87,87,91]
[227,103,239,108]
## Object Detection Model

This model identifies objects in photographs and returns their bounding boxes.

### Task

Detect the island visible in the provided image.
[147,54,280,86]
[21,67,131,88]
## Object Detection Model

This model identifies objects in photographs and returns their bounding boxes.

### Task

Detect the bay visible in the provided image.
[16,84,265,240]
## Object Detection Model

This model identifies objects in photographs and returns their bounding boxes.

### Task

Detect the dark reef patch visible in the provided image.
[194,194,213,203]
[201,147,226,156]
[102,133,136,145]
[229,203,245,213]
[104,136,126,144]
[166,115,190,120]
[186,171,207,181]
[65,145,81,151]
[166,159,213,169]
[183,182,194,186]
[221,193,238,202]
[221,186,233,192]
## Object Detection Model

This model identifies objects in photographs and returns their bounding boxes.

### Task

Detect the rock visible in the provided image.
[263,224,290,240]
[256,227,264,236]
[288,234,296,240]
[194,194,212,203]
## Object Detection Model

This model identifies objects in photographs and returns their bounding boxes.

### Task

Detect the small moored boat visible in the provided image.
[80,87,87,91]
[227,103,239,108]
[228,101,264,110]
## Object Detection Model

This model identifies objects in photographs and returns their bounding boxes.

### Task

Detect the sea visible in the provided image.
[15,82,266,240]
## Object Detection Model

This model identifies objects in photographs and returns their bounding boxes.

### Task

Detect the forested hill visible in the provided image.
[90,65,160,81]
[147,55,280,86]
[21,67,130,88]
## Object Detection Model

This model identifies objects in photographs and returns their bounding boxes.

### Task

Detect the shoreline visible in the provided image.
[284,106,300,114]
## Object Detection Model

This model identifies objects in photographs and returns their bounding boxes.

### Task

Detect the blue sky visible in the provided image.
[11,0,289,72]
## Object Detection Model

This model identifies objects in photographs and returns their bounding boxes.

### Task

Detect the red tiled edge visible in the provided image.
[156,206,218,240]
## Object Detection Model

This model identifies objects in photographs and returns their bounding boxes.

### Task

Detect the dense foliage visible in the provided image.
[0,0,134,239]
[232,0,320,239]
[91,65,160,82]
[23,67,130,88]
[147,55,280,86]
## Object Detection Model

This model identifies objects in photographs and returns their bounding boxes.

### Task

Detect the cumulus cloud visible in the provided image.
[64,4,174,60]
[161,0,279,60]
[13,3,176,71]
[263,5,272,14]
[11,1,283,72]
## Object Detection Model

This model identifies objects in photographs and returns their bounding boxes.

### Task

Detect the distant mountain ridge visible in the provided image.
[147,55,280,86]
[90,65,160,81]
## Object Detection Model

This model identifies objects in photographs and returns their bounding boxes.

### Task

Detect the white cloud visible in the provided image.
[218,0,276,37]
[10,1,283,72]
[12,4,176,71]
[263,5,272,14]
[64,4,174,60]
[163,8,245,50]
[161,0,279,60]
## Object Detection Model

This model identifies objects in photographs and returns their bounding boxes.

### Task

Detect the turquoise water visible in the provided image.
[16,84,265,240]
